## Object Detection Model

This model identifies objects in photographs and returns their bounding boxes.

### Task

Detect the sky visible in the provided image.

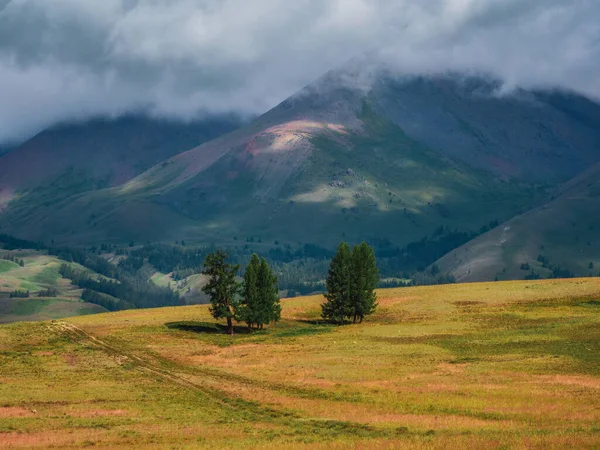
[0,0,599,144]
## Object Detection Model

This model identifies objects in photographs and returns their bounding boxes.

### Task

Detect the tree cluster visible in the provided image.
[3,254,25,267]
[51,247,118,279]
[201,250,280,334]
[37,288,58,297]
[0,234,42,251]
[9,289,30,298]
[60,264,180,311]
[321,242,379,325]
[129,243,206,275]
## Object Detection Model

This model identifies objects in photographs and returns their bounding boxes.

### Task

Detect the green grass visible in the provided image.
[8,298,59,316]
[0,260,19,273]
[28,267,60,286]
[18,280,41,291]
[0,298,106,324]
[0,279,599,448]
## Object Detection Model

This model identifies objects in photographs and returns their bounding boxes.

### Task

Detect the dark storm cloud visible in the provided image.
[0,0,599,143]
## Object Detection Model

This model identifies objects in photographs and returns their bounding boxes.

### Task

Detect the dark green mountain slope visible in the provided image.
[435,161,600,282]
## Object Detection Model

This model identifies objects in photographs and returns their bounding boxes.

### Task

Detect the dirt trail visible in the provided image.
[46,321,374,425]
[47,321,240,410]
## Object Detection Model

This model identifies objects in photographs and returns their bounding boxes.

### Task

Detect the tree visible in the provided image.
[239,255,281,330]
[322,242,352,324]
[239,254,261,330]
[256,257,281,329]
[201,250,240,335]
[349,242,379,323]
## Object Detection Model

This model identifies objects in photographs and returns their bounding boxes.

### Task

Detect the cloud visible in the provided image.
[0,0,599,143]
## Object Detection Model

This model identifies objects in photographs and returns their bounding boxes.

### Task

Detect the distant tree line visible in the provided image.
[3,254,24,267]
[267,243,334,263]
[9,289,30,298]
[59,264,180,311]
[517,255,576,281]
[537,254,575,279]
[375,222,498,273]
[129,243,206,276]
[37,288,58,297]
[0,234,42,251]
[50,247,118,279]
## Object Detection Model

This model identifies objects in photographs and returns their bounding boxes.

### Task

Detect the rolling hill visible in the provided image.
[2,70,600,250]
[435,161,600,282]
[0,250,108,323]
[1,279,599,448]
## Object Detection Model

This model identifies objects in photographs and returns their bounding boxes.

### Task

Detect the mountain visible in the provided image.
[0,115,244,212]
[434,161,600,282]
[1,70,600,250]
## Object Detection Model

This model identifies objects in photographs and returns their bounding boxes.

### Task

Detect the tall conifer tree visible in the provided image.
[322,242,352,324]
[350,242,379,323]
[240,255,280,330]
[201,250,240,335]
[239,254,261,330]
[256,257,281,329]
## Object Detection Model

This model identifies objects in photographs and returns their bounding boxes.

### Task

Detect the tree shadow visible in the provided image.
[295,319,356,326]
[295,319,330,326]
[165,321,252,334]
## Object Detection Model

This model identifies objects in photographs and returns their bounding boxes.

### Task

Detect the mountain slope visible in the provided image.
[435,162,600,282]
[0,115,243,211]
[2,71,600,248]
[372,77,600,182]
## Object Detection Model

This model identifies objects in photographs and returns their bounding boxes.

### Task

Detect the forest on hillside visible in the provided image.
[0,218,580,313]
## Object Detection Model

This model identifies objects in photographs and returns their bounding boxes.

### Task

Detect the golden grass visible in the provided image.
[1,278,599,448]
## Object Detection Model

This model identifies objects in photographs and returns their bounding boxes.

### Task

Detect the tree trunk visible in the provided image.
[226,316,234,335]
[353,314,357,324]
[359,316,363,323]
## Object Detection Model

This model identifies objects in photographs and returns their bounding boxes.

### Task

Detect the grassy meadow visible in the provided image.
[0,279,599,448]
